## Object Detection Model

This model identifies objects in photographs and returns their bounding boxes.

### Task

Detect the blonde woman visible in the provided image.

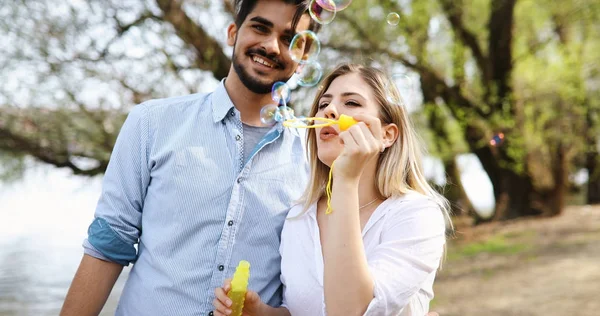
[213,64,450,316]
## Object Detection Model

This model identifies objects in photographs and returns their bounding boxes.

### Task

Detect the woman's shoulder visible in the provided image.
[382,191,446,233]
[386,191,440,210]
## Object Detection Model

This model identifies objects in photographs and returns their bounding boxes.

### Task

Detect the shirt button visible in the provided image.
[235,134,241,141]
[209,312,214,316]
[218,265,224,271]
[230,111,235,116]
[228,220,234,226]
[237,178,242,183]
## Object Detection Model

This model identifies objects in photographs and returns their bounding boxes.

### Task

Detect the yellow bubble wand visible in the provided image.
[283,114,358,214]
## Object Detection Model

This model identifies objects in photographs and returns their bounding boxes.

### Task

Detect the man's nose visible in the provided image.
[261,36,281,56]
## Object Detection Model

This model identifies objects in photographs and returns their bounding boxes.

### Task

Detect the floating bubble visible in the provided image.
[297,62,323,87]
[260,104,281,125]
[387,12,400,26]
[309,0,336,25]
[279,106,296,121]
[289,30,321,64]
[489,133,505,147]
[317,0,352,11]
[271,81,291,105]
[387,73,414,105]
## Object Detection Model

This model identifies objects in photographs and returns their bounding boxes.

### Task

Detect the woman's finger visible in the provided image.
[352,113,383,141]
[215,287,233,308]
[347,123,373,154]
[222,278,232,292]
[338,130,358,154]
[212,296,231,315]
[355,122,382,153]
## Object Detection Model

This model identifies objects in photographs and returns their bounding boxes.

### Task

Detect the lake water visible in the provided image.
[0,164,128,316]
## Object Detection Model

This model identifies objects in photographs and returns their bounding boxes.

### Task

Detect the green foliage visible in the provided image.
[0,151,26,183]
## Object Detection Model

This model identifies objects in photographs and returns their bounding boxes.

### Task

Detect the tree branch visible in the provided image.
[155,0,231,79]
[439,0,490,83]
[487,0,518,108]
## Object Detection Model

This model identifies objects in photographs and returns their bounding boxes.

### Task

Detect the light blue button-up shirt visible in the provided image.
[83,81,309,315]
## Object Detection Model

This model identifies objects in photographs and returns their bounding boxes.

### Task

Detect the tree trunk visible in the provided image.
[586,101,600,204]
[443,158,475,215]
[587,151,600,204]
[535,144,568,217]
[473,144,543,220]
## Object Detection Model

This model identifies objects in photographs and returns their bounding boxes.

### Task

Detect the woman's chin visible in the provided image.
[317,153,337,168]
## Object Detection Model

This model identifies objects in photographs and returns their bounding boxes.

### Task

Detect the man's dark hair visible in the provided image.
[233,0,322,34]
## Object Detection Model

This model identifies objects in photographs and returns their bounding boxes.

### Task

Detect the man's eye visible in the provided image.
[281,36,292,45]
[253,25,268,32]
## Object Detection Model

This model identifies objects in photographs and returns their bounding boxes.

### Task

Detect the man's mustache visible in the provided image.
[245,48,284,69]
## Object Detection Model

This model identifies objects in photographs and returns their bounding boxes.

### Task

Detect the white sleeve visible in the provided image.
[363,197,446,315]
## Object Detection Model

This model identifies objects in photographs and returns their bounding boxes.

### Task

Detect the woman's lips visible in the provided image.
[319,126,338,140]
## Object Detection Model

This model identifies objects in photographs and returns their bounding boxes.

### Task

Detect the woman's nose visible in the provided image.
[323,104,338,120]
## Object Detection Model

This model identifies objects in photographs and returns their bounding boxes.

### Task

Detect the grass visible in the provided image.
[448,234,532,261]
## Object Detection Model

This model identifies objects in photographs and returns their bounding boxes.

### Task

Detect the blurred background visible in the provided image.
[0,0,599,315]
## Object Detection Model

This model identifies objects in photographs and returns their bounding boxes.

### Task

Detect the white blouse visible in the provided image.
[280,192,446,316]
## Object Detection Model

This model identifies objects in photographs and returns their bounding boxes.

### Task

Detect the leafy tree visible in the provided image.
[1,0,599,220]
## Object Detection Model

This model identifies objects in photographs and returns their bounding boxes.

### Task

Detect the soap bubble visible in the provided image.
[489,133,505,147]
[260,104,281,125]
[387,12,400,26]
[279,106,295,121]
[309,0,336,25]
[387,73,414,105]
[289,30,321,64]
[317,0,352,11]
[271,81,291,105]
[297,62,323,87]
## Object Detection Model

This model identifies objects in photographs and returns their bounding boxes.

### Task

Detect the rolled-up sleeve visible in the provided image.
[83,104,151,266]
[363,198,446,315]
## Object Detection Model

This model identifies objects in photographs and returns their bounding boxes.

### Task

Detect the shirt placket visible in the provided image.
[206,110,246,312]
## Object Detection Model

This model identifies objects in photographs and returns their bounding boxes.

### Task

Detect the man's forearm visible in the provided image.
[60,254,124,316]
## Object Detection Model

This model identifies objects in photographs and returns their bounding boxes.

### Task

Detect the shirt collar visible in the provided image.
[211,79,236,123]
[211,78,303,138]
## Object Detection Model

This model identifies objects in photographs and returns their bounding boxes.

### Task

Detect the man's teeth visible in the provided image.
[253,56,274,68]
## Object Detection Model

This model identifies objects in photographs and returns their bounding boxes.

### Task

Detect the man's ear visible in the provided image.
[227,23,238,47]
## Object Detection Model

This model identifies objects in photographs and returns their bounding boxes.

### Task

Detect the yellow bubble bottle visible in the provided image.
[227,260,250,316]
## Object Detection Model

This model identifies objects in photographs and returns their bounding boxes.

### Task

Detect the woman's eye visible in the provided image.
[346,101,361,106]
[318,102,329,109]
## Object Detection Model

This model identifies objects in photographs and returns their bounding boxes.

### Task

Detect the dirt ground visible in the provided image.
[431,205,600,316]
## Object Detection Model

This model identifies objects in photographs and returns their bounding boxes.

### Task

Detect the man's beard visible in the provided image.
[232,45,291,94]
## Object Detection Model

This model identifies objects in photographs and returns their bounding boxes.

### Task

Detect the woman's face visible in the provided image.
[315,73,382,166]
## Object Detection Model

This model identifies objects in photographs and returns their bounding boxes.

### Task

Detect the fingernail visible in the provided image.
[226,299,232,307]
[226,309,232,315]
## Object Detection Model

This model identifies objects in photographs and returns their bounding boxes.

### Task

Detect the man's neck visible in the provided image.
[224,72,275,126]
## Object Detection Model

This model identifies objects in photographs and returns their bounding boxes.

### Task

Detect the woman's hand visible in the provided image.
[333,113,384,180]
[213,279,265,316]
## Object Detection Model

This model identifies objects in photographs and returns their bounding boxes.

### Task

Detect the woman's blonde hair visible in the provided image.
[299,63,453,235]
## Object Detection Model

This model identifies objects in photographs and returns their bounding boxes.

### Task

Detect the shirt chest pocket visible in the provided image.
[171,146,232,198]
